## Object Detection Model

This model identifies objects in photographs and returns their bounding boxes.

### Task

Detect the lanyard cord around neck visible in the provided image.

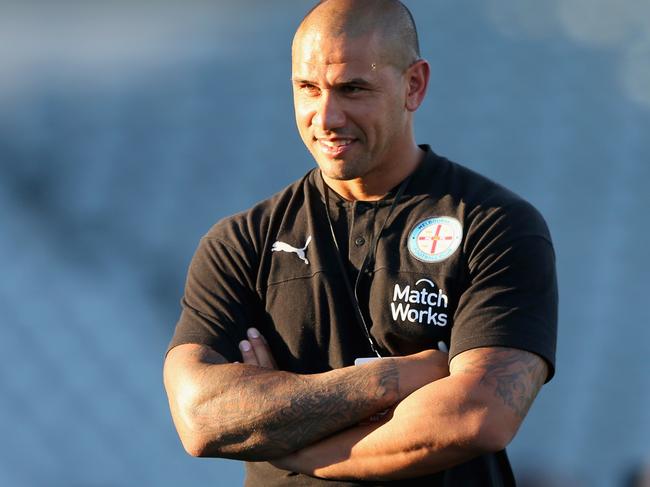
[322,172,413,358]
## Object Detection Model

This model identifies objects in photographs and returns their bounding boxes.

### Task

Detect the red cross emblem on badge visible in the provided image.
[408,217,463,263]
[418,224,454,254]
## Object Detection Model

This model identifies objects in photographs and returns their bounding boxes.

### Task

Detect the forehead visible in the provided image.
[292,29,383,77]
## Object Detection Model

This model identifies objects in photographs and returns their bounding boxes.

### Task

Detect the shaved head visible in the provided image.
[293,0,420,71]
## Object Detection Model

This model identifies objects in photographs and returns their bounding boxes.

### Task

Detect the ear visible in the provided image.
[404,59,430,112]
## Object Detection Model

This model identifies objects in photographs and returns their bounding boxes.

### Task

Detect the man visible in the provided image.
[163,0,558,485]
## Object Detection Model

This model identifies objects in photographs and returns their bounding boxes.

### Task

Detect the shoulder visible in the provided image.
[202,169,319,251]
[425,149,552,244]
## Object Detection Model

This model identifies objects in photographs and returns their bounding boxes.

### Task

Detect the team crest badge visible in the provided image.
[408,217,463,263]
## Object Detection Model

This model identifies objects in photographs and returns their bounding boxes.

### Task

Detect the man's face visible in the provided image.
[291,30,410,184]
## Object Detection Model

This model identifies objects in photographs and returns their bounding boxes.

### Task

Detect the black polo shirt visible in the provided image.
[168,146,558,486]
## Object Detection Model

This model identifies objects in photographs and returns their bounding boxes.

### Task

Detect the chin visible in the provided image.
[314,157,365,181]
[319,165,359,182]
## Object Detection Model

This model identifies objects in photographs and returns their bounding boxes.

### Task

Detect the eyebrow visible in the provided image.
[290,77,374,87]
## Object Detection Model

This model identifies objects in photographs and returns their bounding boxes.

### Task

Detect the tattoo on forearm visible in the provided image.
[193,358,400,459]
[460,349,547,419]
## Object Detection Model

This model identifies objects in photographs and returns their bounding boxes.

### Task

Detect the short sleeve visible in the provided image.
[450,202,558,381]
[166,233,261,362]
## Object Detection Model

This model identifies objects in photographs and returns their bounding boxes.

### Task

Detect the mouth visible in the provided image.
[314,137,356,157]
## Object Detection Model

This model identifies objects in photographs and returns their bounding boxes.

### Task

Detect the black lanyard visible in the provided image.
[322,172,413,358]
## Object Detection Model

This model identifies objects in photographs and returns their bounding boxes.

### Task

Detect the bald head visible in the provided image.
[293,0,420,71]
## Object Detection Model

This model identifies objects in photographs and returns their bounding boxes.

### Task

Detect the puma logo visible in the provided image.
[271,236,312,265]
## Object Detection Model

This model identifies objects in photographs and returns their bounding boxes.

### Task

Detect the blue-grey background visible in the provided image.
[1,1,649,486]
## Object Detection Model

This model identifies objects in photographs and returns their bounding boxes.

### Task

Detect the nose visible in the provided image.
[312,91,345,131]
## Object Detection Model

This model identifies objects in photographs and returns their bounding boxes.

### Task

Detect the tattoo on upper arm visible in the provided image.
[457,348,547,419]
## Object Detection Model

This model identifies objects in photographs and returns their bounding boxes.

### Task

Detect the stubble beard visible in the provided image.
[310,139,374,182]
[315,153,371,182]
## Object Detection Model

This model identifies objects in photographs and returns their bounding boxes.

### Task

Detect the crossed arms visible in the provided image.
[163,329,547,481]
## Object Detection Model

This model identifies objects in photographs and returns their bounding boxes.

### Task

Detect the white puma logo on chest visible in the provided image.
[271,235,312,265]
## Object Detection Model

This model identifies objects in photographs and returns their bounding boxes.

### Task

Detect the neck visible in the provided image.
[323,144,424,201]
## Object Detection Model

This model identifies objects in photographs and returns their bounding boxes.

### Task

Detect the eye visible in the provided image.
[299,83,321,96]
[340,85,363,94]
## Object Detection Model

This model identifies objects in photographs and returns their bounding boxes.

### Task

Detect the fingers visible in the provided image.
[239,328,278,369]
[247,328,278,369]
[239,339,258,365]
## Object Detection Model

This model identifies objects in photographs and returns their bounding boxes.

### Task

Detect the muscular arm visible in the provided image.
[271,346,548,480]
[163,331,449,461]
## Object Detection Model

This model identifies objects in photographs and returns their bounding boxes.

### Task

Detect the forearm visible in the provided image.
[180,359,400,460]
[272,375,488,479]
[272,347,547,480]
[164,344,448,461]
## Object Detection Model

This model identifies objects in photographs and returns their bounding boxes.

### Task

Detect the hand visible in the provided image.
[239,328,278,369]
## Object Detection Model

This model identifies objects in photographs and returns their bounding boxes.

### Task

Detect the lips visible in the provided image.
[315,137,356,157]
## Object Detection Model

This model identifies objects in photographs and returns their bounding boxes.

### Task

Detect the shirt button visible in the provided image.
[354,237,366,246]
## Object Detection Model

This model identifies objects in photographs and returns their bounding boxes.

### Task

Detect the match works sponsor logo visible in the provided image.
[390,278,448,327]
[408,217,462,263]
